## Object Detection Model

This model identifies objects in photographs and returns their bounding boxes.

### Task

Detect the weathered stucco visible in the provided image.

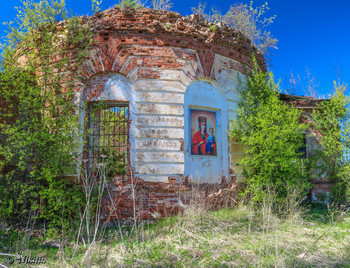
[73,7,256,219]
[184,79,229,182]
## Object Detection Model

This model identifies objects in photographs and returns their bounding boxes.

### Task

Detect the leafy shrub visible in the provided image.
[191,1,277,54]
[0,0,91,230]
[152,0,173,11]
[116,0,144,9]
[311,83,350,202]
[230,61,309,208]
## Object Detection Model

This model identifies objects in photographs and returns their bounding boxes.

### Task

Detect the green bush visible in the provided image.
[0,0,91,230]
[311,83,350,202]
[230,61,309,208]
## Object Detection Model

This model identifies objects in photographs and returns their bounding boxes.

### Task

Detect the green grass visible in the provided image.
[1,203,350,267]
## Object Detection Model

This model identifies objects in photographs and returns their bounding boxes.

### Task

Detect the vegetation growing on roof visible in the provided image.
[116,0,144,9]
[191,1,277,54]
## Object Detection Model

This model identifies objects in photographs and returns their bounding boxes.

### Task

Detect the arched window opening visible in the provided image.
[87,101,130,176]
[81,73,135,177]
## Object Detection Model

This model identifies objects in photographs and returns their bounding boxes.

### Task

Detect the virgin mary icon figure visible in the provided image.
[191,116,216,155]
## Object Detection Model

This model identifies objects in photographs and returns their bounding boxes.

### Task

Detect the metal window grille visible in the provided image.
[87,102,129,170]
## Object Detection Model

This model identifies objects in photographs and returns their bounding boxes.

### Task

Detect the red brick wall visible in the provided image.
[100,176,239,221]
[76,7,265,86]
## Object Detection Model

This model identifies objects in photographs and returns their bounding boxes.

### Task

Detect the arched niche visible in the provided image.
[79,73,136,172]
[184,79,229,183]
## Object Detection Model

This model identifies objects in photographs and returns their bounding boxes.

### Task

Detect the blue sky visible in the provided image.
[1,0,349,98]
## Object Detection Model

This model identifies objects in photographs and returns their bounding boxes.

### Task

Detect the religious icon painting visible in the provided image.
[190,108,217,156]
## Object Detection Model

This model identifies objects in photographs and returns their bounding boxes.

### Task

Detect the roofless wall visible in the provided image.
[75,7,265,220]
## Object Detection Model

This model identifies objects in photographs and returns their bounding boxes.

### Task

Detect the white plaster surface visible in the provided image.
[80,53,250,182]
[136,175,182,183]
[134,127,184,139]
[136,152,184,163]
[184,79,229,183]
[136,103,184,115]
[135,139,182,151]
[211,55,248,84]
[134,79,187,93]
[137,92,184,104]
[135,115,184,127]
[128,68,192,85]
[135,163,184,175]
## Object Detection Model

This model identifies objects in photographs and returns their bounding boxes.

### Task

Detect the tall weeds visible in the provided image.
[1,174,349,267]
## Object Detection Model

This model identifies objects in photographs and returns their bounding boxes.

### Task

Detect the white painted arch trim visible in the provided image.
[78,73,137,173]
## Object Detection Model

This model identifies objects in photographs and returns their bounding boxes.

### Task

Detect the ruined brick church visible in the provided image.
[2,6,331,221]
[77,7,265,220]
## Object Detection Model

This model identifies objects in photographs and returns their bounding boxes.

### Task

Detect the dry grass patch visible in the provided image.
[1,203,349,267]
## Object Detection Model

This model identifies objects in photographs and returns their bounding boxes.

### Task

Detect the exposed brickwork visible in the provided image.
[100,176,239,221]
[75,7,265,85]
[83,73,114,101]
[85,8,264,69]
[310,178,334,200]
[197,49,216,77]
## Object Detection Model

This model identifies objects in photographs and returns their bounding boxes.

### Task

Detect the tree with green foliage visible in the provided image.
[151,0,173,10]
[191,1,277,55]
[230,63,309,208]
[91,0,103,13]
[0,0,91,229]
[311,83,350,202]
[116,0,144,9]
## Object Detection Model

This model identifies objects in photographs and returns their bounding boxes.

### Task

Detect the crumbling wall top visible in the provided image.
[81,7,265,71]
